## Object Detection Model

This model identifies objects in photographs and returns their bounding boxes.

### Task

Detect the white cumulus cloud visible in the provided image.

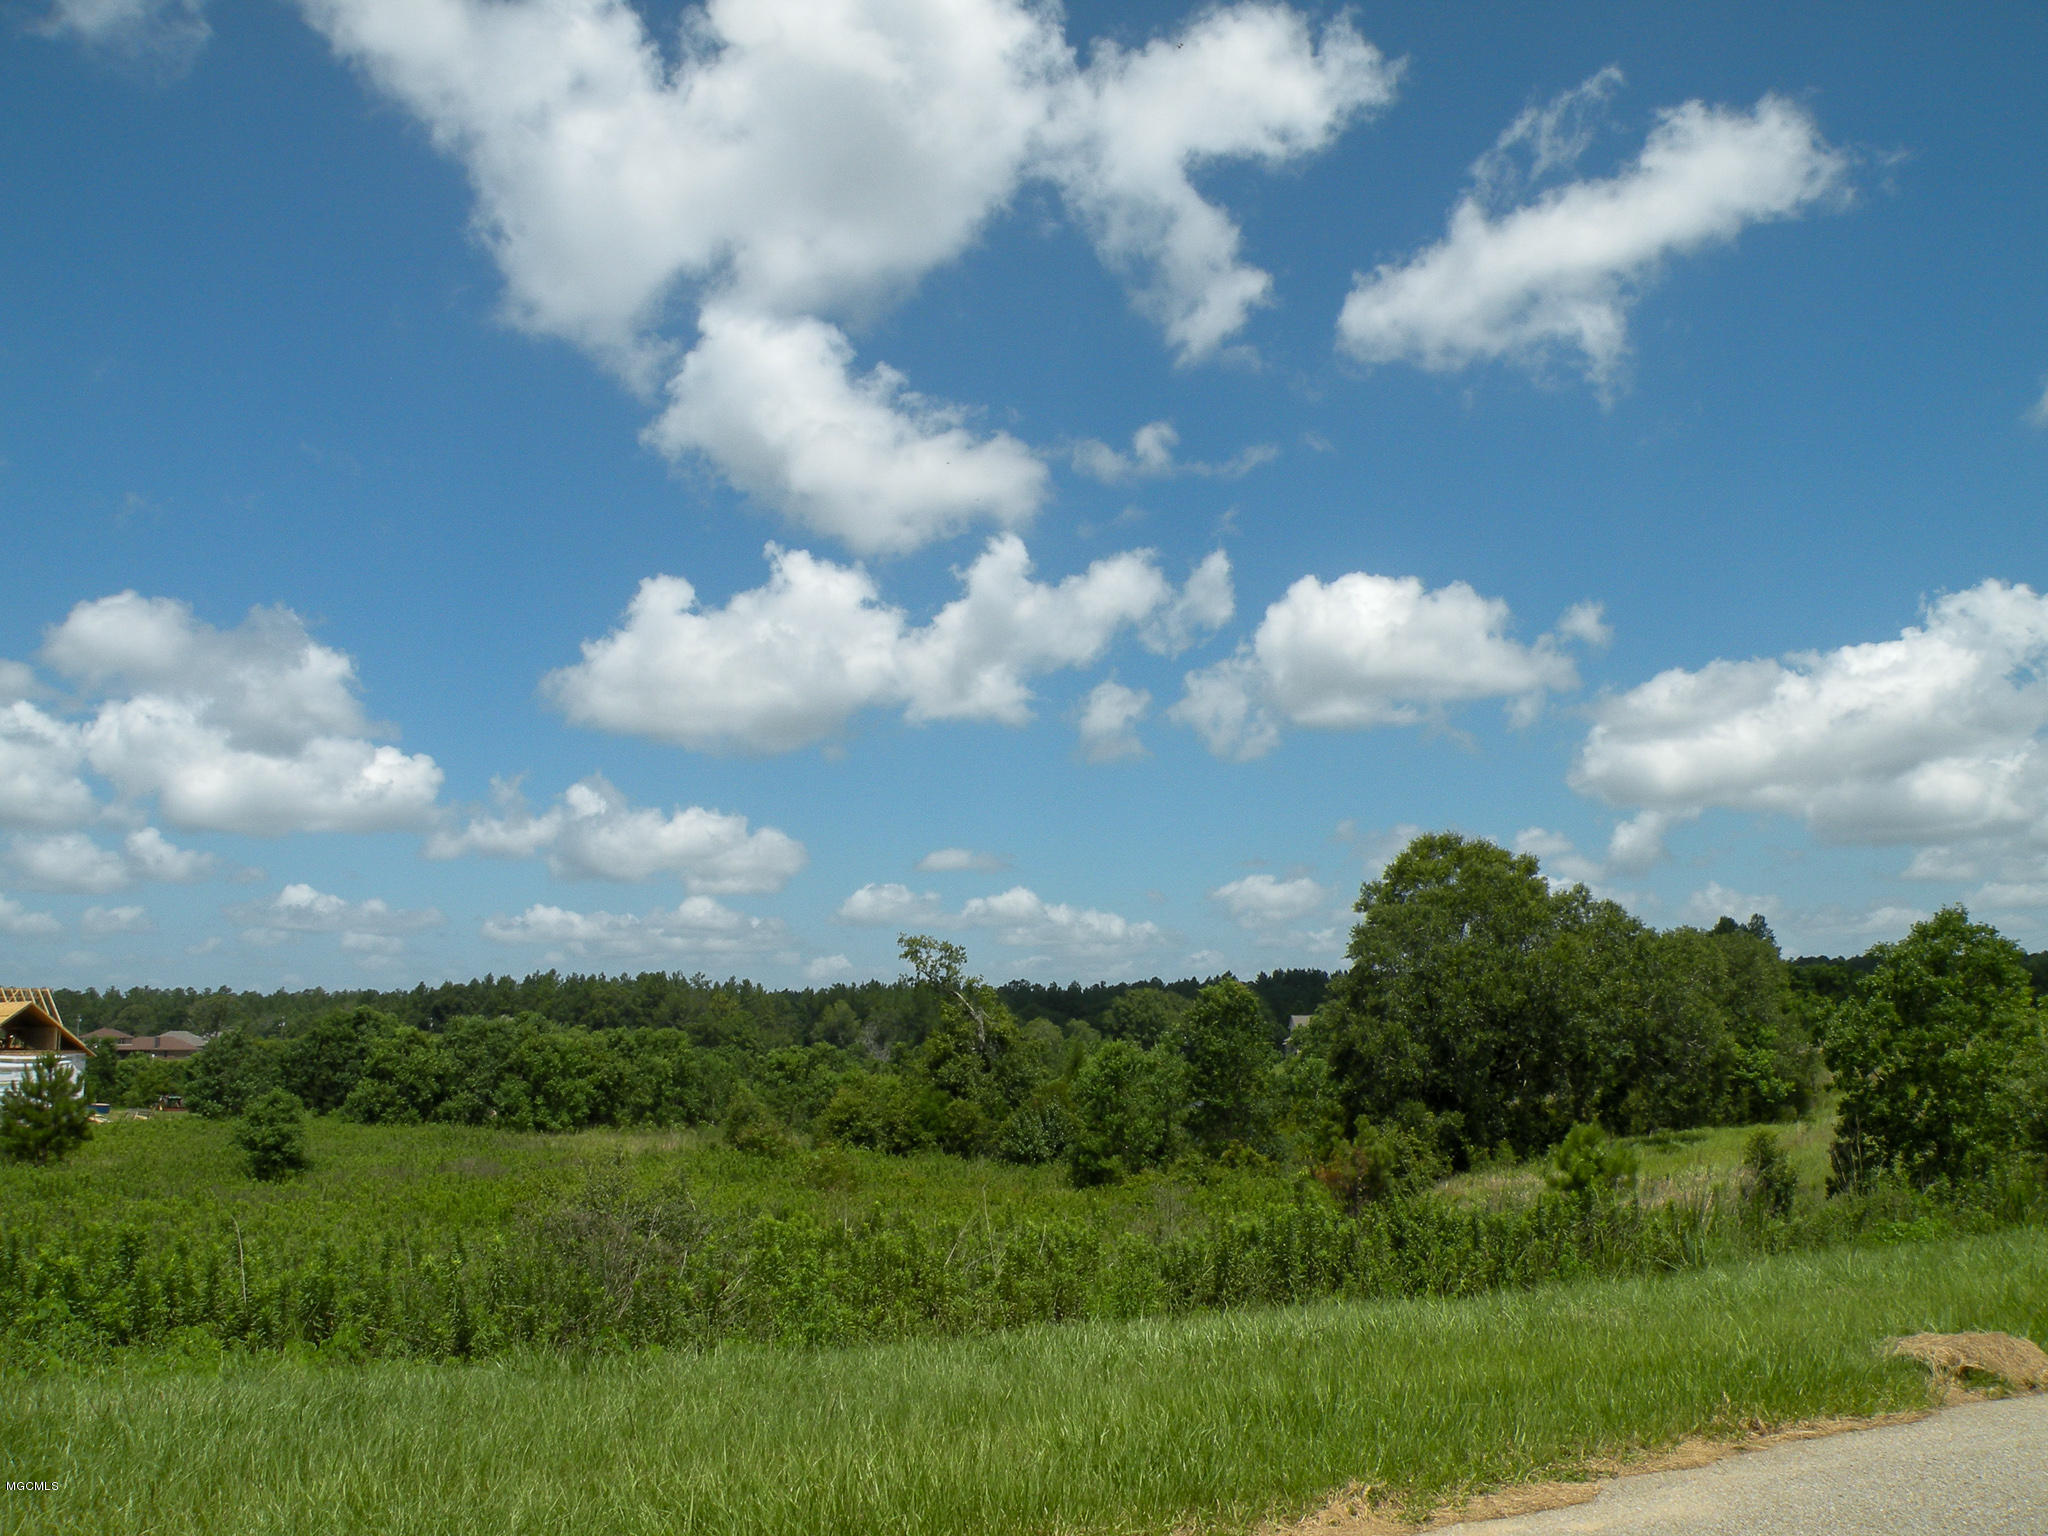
[1555,600,1613,648]
[1603,809,1685,875]
[645,306,1047,555]
[1573,579,2048,901]
[36,0,210,72]
[0,894,62,938]
[0,662,40,705]
[1573,581,2048,854]
[229,883,444,949]
[836,883,941,926]
[40,592,442,836]
[0,701,95,830]
[1210,872,1327,928]
[1508,826,1619,892]
[916,847,1007,873]
[6,827,216,894]
[82,904,154,936]
[123,826,217,882]
[1076,680,1150,762]
[1680,881,1782,930]
[805,953,854,982]
[1042,5,1397,362]
[956,884,1165,966]
[546,535,1231,753]
[427,774,804,893]
[302,0,1391,550]
[835,879,1164,967]
[481,896,791,962]
[1070,420,1278,485]
[1173,570,1585,760]
[1338,77,1847,389]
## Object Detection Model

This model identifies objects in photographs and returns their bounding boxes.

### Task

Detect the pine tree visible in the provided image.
[0,1054,93,1165]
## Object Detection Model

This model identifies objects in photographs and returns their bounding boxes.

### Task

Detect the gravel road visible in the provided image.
[1434,1395,2048,1535]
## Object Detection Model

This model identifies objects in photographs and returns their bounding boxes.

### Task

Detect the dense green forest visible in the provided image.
[54,967,1335,1056]
[46,832,2046,1194]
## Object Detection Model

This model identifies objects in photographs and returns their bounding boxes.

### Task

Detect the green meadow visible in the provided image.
[0,1112,1226,1243]
[0,1098,1851,1261]
[7,885,2044,1535]
[5,1229,2043,1536]
[11,1108,2006,1371]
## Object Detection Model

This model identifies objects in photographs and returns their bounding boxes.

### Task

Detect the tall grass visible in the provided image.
[0,1115,1304,1255]
[4,1230,2043,1536]
[1439,1109,1839,1210]
[3,1115,2028,1367]
[4,1157,1997,1365]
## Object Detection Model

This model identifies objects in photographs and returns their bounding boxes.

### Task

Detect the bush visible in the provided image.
[1743,1129,1798,1220]
[1314,1119,1447,1211]
[723,1085,793,1157]
[1164,977,1276,1152]
[1546,1123,1636,1198]
[816,1073,937,1154]
[232,1089,310,1181]
[994,1094,1076,1165]
[0,1054,92,1165]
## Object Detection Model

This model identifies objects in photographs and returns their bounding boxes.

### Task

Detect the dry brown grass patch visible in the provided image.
[1254,1482,1407,1535]
[1889,1331,2048,1393]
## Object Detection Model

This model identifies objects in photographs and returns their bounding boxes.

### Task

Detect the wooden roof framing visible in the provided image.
[0,989,91,1055]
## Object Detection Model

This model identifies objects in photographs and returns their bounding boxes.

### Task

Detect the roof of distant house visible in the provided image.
[115,1031,208,1056]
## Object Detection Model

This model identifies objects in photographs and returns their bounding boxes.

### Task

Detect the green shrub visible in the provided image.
[1164,977,1276,1152]
[0,1123,2025,1366]
[724,1085,794,1157]
[182,1027,281,1117]
[1742,1129,1798,1219]
[994,1094,1075,1165]
[232,1090,310,1181]
[1546,1123,1636,1197]
[816,1073,937,1154]
[802,1146,860,1192]
[1313,1119,1447,1211]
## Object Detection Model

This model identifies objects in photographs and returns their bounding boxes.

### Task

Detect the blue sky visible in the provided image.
[3,0,2046,990]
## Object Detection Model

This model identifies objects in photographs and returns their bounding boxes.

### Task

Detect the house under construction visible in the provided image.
[0,988,91,1093]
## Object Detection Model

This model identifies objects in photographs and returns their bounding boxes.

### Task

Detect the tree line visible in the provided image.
[56,967,1328,1064]
[39,831,2047,1194]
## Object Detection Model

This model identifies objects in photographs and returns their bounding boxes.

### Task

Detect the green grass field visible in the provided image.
[1440,1107,1837,1210]
[0,1113,1300,1250]
[7,1103,1838,1259]
[10,1106,2013,1369]
[3,1228,2042,1536]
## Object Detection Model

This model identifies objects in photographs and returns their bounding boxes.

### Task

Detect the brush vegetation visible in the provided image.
[1,1103,2034,1368]
[7,831,2045,1534]
[4,1230,2045,1536]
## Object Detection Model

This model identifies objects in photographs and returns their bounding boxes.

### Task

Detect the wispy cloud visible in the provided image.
[1070,421,1278,484]
[1339,77,1848,391]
